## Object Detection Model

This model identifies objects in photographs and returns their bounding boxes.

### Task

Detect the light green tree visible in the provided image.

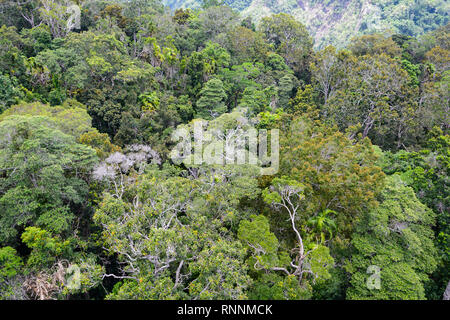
[0,115,98,244]
[346,176,438,300]
[196,78,228,119]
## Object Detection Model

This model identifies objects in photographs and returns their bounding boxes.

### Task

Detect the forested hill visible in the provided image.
[163,0,449,48]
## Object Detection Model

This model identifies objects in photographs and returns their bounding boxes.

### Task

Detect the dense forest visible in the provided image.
[163,0,449,48]
[0,0,448,300]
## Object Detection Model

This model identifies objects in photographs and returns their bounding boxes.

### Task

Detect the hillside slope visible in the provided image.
[163,0,449,48]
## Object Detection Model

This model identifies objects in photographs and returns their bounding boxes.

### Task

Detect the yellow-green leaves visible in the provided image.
[238,215,279,269]
[347,176,438,299]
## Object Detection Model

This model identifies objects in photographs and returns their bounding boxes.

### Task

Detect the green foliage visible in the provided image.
[0,0,447,301]
[307,245,334,283]
[323,52,420,149]
[279,116,385,240]
[195,78,228,119]
[0,247,23,279]
[346,176,438,300]
[260,13,312,76]
[170,0,449,49]
[380,130,449,299]
[188,239,251,299]
[21,227,72,269]
[0,73,23,112]
[248,273,311,300]
[0,101,93,139]
[238,215,279,269]
[307,209,337,244]
[0,246,24,300]
[94,164,260,299]
[0,115,98,244]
